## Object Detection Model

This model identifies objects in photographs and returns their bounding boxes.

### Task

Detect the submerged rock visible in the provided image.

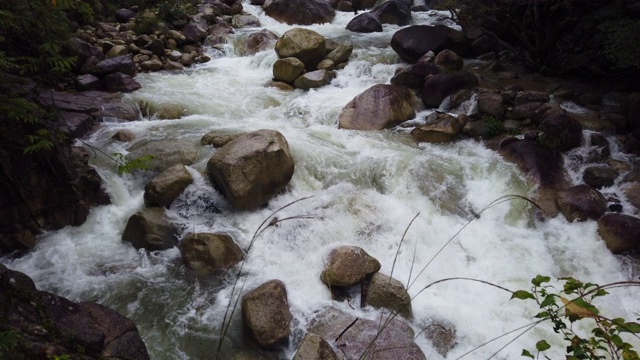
[242,280,292,349]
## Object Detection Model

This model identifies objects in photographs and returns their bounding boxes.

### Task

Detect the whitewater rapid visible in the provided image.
[2,3,638,359]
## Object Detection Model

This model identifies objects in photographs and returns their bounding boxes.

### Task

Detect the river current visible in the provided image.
[2,3,639,359]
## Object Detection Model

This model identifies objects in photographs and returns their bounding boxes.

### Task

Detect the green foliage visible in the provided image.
[156,0,196,24]
[133,16,163,35]
[537,133,562,152]
[0,330,20,358]
[599,18,640,69]
[111,153,155,175]
[512,276,640,359]
[482,114,504,137]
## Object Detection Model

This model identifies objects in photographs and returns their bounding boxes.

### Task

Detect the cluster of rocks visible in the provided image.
[0,263,149,359]
[120,129,295,273]
[336,18,640,254]
[238,245,455,359]
[271,28,353,90]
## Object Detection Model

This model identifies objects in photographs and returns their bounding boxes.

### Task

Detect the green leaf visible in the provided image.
[570,298,600,316]
[521,349,534,358]
[618,321,640,334]
[535,311,550,318]
[532,275,551,287]
[536,340,551,352]
[511,290,535,300]
[540,294,556,307]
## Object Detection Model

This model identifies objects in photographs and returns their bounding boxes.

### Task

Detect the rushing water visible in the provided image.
[3,4,639,360]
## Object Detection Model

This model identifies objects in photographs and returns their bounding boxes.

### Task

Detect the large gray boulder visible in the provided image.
[122,207,178,251]
[179,233,244,274]
[293,333,339,360]
[127,139,198,173]
[275,28,327,71]
[338,84,417,130]
[597,213,640,254]
[242,280,292,349]
[92,54,136,77]
[207,130,295,210]
[391,25,468,63]
[182,14,209,44]
[320,246,381,287]
[265,0,335,25]
[346,12,383,33]
[144,164,194,208]
[363,272,412,319]
[557,185,607,222]
[369,0,412,26]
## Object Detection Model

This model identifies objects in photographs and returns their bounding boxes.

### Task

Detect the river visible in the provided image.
[2,3,638,359]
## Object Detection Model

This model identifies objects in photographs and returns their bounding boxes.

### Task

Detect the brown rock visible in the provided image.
[143,164,193,208]
[498,139,569,190]
[421,72,478,108]
[411,113,463,143]
[293,70,335,90]
[583,165,619,189]
[265,0,335,25]
[201,131,243,147]
[242,280,292,349]
[434,49,463,72]
[112,130,135,142]
[320,246,381,287]
[338,84,417,130]
[598,213,640,253]
[179,233,244,273]
[363,272,412,319]
[292,333,338,360]
[122,207,178,251]
[275,28,327,71]
[557,185,607,222]
[273,57,305,84]
[391,25,467,63]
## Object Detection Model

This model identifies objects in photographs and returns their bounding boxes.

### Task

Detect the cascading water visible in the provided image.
[2,3,639,359]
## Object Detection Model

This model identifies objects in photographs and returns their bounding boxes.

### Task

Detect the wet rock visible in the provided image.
[245,29,278,55]
[141,59,163,72]
[539,113,583,151]
[346,12,383,33]
[421,71,478,108]
[75,74,102,91]
[369,0,412,26]
[182,14,209,44]
[201,131,244,147]
[266,80,296,91]
[363,272,412,319]
[179,233,244,274]
[390,62,440,89]
[106,44,128,58]
[498,139,569,190]
[164,60,184,71]
[0,264,149,360]
[242,280,292,349]
[127,139,198,172]
[510,102,545,121]
[122,207,178,251]
[583,165,619,189]
[102,72,141,92]
[391,25,467,63]
[477,92,505,118]
[293,333,338,360]
[598,213,640,254]
[434,49,463,72]
[324,42,353,65]
[411,113,464,143]
[97,102,141,121]
[273,57,306,84]
[275,28,327,71]
[557,185,607,222]
[462,119,492,139]
[294,70,335,89]
[623,182,640,211]
[232,13,260,28]
[55,112,94,139]
[92,54,136,77]
[112,130,136,142]
[143,39,165,57]
[207,129,295,210]
[144,164,194,208]
[420,319,457,357]
[335,317,425,360]
[339,84,417,131]
[265,0,335,25]
[320,246,381,287]
[317,59,335,71]
[115,8,137,23]
[514,91,549,106]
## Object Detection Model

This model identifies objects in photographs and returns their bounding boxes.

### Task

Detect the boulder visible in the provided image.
[273,57,305,84]
[421,72,478,108]
[293,70,335,89]
[245,29,278,55]
[164,61,184,71]
[477,92,505,118]
[539,113,583,151]
[242,280,292,349]
[346,12,383,33]
[514,91,549,106]
[320,246,381,287]
[363,272,412,319]
[206,129,295,210]
[317,59,335,71]
[112,130,136,142]
[622,92,640,131]
[598,214,640,253]
[411,113,464,143]
[54,112,94,139]
[369,0,412,26]
[143,39,165,57]
[0,264,149,360]
[122,207,178,251]
[338,84,417,130]
[391,25,467,63]
[102,72,141,92]
[293,333,339,360]
[75,74,102,91]
[97,102,141,121]
[556,185,607,222]
[65,38,104,70]
[106,44,128,59]
[498,139,569,190]
[182,14,209,44]
[265,0,335,25]
[144,164,194,208]
[201,131,244,147]
[127,139,198,173]
[232,14,260,28]
[141,59,163,72]
[116,8,137,22]
[324,42,353,65]
[179,233,244,273]
[275,28,327,71]
[335,317,425,359]
[434,49,463,72]
[92,54,136,77]
[583,165,619,189]
[420,319,457,357]
[390,62,440,89]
